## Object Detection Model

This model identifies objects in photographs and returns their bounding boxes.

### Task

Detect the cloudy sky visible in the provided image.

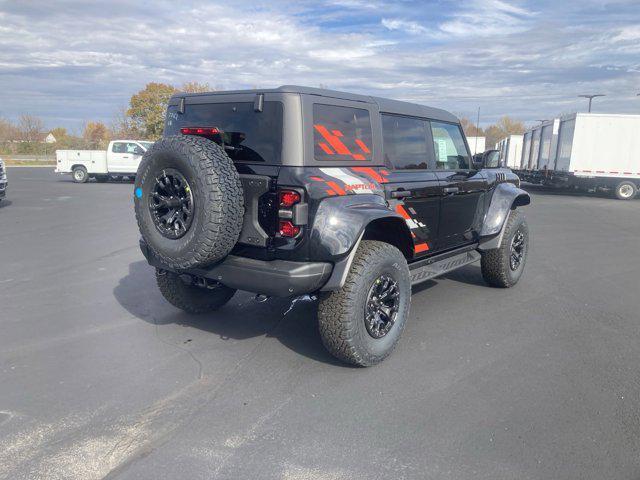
[0,0,639,131]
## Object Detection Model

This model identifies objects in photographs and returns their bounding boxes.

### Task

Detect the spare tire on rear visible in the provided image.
[134,135,244,270]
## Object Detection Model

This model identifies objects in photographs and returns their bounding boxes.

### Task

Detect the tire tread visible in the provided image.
[318,240,410,366]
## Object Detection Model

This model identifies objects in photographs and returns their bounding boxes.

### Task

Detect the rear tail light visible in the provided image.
[276,188,304,238]
[278,190,301,208]
[279,220,300,237]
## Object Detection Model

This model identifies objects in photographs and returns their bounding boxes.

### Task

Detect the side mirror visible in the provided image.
[473,150,501,169]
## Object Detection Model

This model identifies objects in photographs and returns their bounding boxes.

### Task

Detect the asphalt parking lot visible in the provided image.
[1,167,640,480]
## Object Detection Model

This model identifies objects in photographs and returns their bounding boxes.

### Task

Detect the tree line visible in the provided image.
[459,116,526,149]
[0,82,211,155]
[1,81,526,155]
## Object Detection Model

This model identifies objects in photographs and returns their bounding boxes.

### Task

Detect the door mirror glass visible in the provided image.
[484,150,501,168]
[473,150,501,169]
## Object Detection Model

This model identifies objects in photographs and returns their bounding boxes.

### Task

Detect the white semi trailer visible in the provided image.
[55,140,153,183]
[496,134,523,169]
[515,113,640,200]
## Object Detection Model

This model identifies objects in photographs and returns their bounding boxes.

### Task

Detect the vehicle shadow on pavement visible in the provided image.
[441,264,487,287]
[113,260,349,367]
[0,200,12,208]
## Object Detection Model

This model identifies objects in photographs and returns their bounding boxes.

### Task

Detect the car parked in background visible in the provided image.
[55,140,154,183]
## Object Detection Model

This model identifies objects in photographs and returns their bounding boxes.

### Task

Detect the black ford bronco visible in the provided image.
[134,86,530,366]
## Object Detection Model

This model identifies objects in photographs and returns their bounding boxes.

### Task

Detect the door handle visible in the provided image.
[122,156,130,159]
[443,186,459,194]
[390,189,412,198]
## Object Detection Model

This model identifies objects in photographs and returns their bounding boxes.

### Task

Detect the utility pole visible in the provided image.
[474,107,480,154]
[578,94,605,113]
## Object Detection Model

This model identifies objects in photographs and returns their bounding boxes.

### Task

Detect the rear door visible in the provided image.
[430,121,488,250]
[381,114,441,257]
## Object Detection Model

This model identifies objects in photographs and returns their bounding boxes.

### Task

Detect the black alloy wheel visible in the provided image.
[365,274,401,339]
[509,228,526,271]
[149,168,194,239]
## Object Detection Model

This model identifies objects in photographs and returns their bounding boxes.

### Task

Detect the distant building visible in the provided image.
[39,132,57,144]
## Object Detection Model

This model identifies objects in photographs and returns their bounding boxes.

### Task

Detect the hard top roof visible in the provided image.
[169,85,459,123]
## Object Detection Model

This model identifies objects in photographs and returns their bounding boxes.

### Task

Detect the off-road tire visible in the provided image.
[156,269,236,314]
[135,135,244,270]
[481,209,529,288]
[72,166,88,183]
[317,240,411,367]
[614,180,637,200]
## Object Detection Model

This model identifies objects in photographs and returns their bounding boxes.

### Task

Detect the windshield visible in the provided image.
[138,141,154,150]
[164,101,283,163]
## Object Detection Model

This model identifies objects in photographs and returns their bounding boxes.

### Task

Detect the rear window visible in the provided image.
[165,102,283,163]
[382,114,431,169]
[313,104,373,161]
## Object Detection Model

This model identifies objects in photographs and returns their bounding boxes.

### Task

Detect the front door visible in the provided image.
[110,142,144,173]
[430,121,488,250]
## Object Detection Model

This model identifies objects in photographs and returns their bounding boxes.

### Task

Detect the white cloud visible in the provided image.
[0,0,638,129]
[613,25,640,42]
[381,18,430,35]
[438,0,534,37]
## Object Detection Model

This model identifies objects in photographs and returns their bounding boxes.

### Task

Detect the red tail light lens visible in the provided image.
[279,220,300,237]
[278,190,301,208]
[180,127,220,135]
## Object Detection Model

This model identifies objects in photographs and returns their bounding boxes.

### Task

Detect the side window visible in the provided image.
[381,114,431,169]
[313,104,373,161]
[112,142,126,153]
[127,143,144,155]
[430,121,470,170]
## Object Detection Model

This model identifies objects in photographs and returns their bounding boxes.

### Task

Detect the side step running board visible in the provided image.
[409,249,481,286]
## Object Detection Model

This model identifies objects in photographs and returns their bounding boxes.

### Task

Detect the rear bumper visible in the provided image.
[140,240,333,297]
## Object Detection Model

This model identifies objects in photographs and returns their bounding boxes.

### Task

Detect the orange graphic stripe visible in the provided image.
[355,139,371,153]
[318,142,334,155]
[414,243,429,253]
[352,166,386,183]
[326,181,346,196]
[395,204,411,220]
[314,124,352,155]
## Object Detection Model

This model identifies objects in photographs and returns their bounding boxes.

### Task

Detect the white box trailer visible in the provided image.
[55,140,153,183]
[466,136,486,155]
[496,134,523,169]
[515,113,640,200]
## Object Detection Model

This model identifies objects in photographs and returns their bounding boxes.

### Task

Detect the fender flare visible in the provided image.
[478,182,530,251]
[309,194,410,259]
[309,194,412,291]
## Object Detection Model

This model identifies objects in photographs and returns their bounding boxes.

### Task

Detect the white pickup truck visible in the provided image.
[55,140,153,183]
